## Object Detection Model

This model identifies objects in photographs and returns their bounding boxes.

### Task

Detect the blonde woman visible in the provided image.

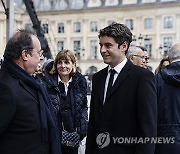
[43,50,88,154]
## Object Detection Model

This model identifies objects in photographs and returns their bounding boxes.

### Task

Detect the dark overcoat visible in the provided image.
[155,61,180,154]
[0,69,50,154]
[86,60,157,154]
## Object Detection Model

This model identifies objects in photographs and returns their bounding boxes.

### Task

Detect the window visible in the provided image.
[126,19,134,30]
[73,22,81,33]
[90,21,98,32]
[25,23,33,30]
[164,16,173,29]
[144,18,153,30]
[42,23,48,34]
[163,37,173,55]
[164,37,172,48]
[58,23,64,33]
[144,37,152,57]
[71,0,84,9]
[57,41,64,51]
[74,41,81,59]
[90,40,98,59]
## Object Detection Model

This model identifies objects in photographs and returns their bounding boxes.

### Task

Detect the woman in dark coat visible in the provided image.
[43,49,88,154]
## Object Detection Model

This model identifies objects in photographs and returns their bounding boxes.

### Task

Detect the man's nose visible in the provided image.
[100,46,106,53]
[142,58,146,63]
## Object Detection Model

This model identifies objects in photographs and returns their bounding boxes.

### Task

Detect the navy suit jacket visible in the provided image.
[86,60,157,154]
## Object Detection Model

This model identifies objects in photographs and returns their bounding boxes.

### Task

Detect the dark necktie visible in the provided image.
[106,69,116,97]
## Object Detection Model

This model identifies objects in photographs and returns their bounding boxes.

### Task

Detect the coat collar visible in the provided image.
[19,80,38,100]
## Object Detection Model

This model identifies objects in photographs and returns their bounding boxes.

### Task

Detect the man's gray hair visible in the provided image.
[126,46,138,58]
[167,43,180,61]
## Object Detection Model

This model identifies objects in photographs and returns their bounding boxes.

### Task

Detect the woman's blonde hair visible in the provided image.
[50,49,77,77]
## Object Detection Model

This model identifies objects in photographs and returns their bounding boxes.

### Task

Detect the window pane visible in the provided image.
[73,22,81,33]
[163,37,172,55]
[90,40,97,59]
[144,18,153,29]
[74,41,81,59]
[90,21,98,32]
[25,23,33,30]
[164,17,173,29]
[42,23,48,34]
[57,41,64,51]
[58,23,64,33]
[126,19,133,30]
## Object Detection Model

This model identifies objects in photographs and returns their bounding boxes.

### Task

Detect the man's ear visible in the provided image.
[130,55,134,61]
[120,41,128,52]
[21,50,29,61]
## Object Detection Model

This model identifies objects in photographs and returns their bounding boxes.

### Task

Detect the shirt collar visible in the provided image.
[108,57,127,74]
[58,76,72,84]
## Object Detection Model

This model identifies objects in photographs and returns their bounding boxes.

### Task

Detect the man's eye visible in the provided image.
[106,44,112,48]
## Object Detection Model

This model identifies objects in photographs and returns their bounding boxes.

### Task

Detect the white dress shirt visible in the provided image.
[103,58,127,103]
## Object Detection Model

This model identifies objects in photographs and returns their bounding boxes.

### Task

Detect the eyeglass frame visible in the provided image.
[36,49,44,57]
[133,55,150,62]
[24,48,44,57]
[132,55,146,59]
[144,56,150,62]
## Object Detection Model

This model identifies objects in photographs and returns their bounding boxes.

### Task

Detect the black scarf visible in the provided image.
[2,59,61,154]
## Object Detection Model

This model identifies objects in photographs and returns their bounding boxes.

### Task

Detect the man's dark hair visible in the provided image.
[4,29,37,60]
[98,22,132,52]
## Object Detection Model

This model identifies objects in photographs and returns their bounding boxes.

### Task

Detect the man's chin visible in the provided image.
[103,59,110,65]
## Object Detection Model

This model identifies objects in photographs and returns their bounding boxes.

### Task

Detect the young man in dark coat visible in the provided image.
[85,23,157,154]
[0,29,61,154]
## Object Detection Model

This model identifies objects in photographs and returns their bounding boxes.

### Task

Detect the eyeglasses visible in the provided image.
[37,49,44,57]
[144,56,150,61]
[133,55,145,59]
[25,48,43,57]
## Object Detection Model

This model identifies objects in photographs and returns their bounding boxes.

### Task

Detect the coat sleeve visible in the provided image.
[136,71,157,154]
[85,74,97,154]
[77,76,88,140]
[0,83,16,135]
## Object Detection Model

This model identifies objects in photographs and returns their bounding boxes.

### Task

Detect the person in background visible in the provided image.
[43,49,88,154]
[126,45,146,67]
[0,29,61,154]
[154,57,170,74]
[136,46,150,69]
[85,23,157,154]
[155,43,180,154]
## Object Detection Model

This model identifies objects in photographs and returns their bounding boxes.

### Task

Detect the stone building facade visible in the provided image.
[1,0,180,74]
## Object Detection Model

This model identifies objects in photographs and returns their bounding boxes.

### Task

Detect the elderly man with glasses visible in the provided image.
[126,46,146,68]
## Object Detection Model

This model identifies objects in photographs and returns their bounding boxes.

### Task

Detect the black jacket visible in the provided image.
[0,66,50,154]
[86,60,157,154]
[43,62,88,140]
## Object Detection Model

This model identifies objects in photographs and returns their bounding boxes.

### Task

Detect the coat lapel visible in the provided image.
[99,67,108,105]
[105,61,132,101]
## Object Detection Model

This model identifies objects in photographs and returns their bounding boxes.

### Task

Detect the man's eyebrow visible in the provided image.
[99,42,112,45]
